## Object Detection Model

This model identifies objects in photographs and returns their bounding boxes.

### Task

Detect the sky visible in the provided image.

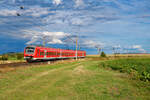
[0,0,150,54]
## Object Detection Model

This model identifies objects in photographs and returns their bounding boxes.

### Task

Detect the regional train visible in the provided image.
[24,46,86,62]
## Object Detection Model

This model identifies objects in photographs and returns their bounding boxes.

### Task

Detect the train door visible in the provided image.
[60,49,62,58]
[44,50,47,58]
[82,52,84,57]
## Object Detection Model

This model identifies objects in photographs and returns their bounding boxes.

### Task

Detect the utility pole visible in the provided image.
[96,47,101,55]
[112,47,116,57]
[76,36,78,60]
[98,47,101,55]
[43,36,46,47]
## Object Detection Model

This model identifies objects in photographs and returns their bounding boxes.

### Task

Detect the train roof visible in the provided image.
[26,45,86,52]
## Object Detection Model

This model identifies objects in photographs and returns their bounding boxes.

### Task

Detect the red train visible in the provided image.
[24,46,86,62]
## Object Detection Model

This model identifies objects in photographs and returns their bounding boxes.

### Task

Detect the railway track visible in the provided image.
[0,61,56,68]
[0,58,79,69]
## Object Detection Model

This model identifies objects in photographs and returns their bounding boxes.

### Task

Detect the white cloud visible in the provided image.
[113,45,121,48]
[0,9,18,16]
[48,38,63,44]
[24,6,50,17]
[42,10,100,26]
[53,0,62,5]
[74,0,85,8]
[138,48,146,53]
[132,45,141,49]
[0,6,50,17]
[23,31,69,45]
[132,45,146,53]
[81,40,104,48]
[23,29,104,49]
[71,18,83,25]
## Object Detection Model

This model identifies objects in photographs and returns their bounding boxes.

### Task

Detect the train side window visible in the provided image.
[47,52,49,56]
[52,52,54,56]
[50,52,52,56]
[40,52,44,56]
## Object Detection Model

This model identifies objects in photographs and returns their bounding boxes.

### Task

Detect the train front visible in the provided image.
[24,46,35,62]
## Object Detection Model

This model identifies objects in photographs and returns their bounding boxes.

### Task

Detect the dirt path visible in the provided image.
[3,62,82,95]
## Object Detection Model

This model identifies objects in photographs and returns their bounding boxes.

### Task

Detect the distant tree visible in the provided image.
[17,53,24,60]
[2,55,8,61]
[8,53,16,59]
[100,51,106,57]
[0,56,2,61]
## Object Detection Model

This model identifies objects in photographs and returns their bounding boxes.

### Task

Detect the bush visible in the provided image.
[140,71,150,82]
[100,51,106,57]
[17,53,24,60]
[1,55,8,61]
[99,58,150,82]
[8,53,16,58]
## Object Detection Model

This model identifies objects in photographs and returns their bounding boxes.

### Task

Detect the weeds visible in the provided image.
[100,58,150,82]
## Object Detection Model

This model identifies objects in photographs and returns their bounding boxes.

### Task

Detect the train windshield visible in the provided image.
[25,47,35,54]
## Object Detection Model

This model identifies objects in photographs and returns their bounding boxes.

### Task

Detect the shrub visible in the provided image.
[8,53,16,58]
[99,58,150,82]
[17,53,24,60]
[140,71,150,82]
[2,55,8,61]
[100,51,106,57]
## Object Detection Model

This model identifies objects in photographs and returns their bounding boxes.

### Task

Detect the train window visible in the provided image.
[49,52,54,56]
[47,52,49,56]
[54,52,56,55]
[40,52,44,56]
[25,47,35,54]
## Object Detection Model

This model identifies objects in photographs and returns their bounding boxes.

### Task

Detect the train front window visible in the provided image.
[25,47,35,54]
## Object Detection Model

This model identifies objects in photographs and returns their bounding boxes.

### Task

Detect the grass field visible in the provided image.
[0,57,150,100]
[100,58,150,81]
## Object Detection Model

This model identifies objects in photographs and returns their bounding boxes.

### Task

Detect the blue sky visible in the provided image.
[0,0,150,54]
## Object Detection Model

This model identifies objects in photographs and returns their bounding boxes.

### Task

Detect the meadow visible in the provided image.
[100,58,150,82]
[0,56,150,100]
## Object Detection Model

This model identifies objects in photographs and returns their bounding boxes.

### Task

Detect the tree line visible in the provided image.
[0,53,24,61]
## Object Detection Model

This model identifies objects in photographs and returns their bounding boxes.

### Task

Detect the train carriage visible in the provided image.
[24,46,86,62]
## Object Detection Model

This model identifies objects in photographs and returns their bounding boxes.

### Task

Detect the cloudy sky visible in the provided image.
[0,0,150,54]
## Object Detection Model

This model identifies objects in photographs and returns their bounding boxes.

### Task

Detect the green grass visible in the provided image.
[0,58,150,100]
[100,58,150,81]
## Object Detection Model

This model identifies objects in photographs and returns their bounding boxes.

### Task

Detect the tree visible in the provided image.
[17,53,24,60]
[1,55,8,61]
[0,56,2,60]
[100,51,106,57]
